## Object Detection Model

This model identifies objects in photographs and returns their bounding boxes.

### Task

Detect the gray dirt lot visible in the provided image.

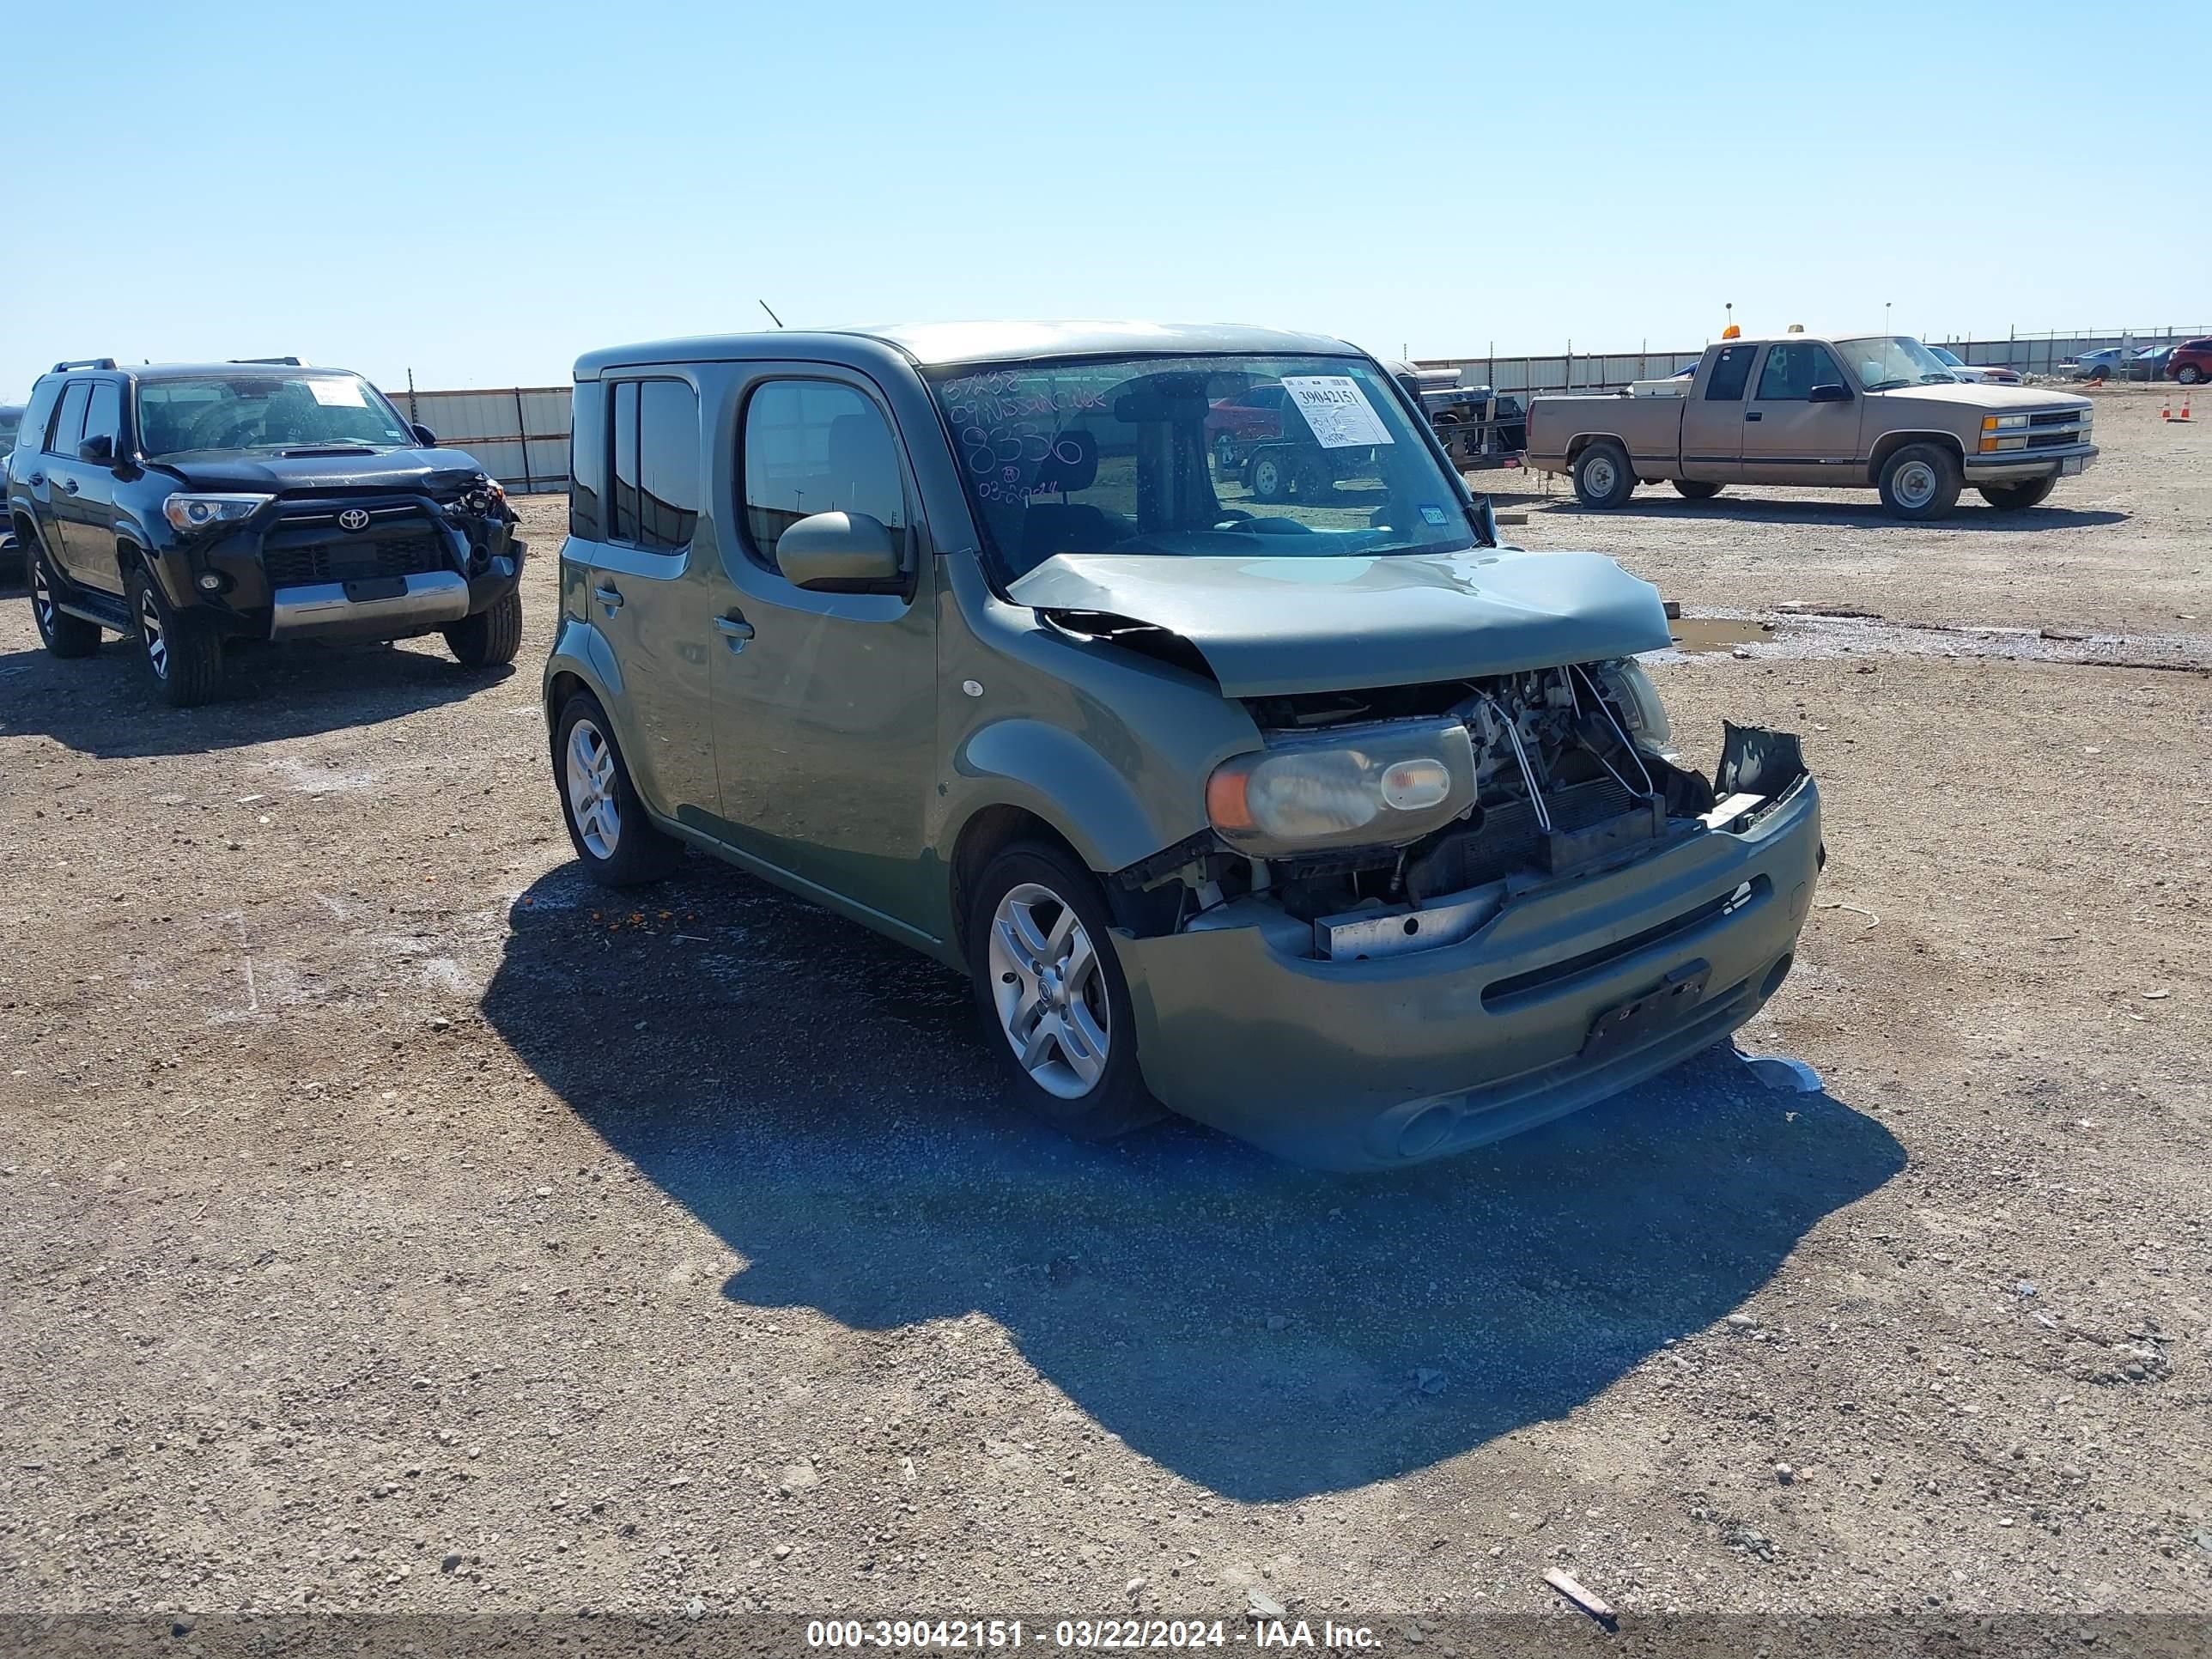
[0,386,2205,1622]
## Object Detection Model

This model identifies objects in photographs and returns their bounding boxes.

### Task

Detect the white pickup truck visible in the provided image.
[1525,333,2096,520]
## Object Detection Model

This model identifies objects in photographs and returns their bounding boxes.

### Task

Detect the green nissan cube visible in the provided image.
[545,322,1821,1170]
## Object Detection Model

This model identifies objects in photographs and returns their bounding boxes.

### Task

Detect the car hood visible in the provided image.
[1009,547,1672,698]
[149,447,493,495]
[1871,381,2088,414]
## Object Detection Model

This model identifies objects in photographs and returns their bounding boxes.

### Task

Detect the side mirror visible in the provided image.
[777,511,902,591]
[1808,383,1851,404]
[411,423,439,447]
[77,434,115,464]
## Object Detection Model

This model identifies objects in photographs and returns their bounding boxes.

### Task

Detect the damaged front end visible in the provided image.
[1114,659,1811,966]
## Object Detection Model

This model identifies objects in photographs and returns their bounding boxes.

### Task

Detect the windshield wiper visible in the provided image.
[1867,378,1915,392]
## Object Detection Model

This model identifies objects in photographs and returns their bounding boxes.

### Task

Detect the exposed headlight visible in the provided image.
[1206,719,1475,854]
[1590,658,1671,752]
[1982,414,2029,431]
[163,492,272,532]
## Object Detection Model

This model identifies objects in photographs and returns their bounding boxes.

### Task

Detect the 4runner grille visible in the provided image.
[264,534,450,589]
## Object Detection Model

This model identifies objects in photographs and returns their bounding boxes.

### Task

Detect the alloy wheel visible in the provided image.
[564,719,622,860]
[31,562,58,636]
[986,881,1110,1100]
[137,587,169,679]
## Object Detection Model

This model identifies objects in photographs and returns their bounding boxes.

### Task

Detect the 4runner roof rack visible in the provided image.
[52,357,118,372]
[228,356,305,366]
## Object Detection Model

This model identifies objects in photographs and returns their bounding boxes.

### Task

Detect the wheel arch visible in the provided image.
[1565,430,1628,463]
[1866,428,1964,484]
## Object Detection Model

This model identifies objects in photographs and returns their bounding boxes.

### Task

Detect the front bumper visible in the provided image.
[1962,442,2096,484]
[1115,775,1823,1172]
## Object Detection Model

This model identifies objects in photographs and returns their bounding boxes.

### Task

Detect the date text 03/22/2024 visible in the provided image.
[804,1618,1384,1650]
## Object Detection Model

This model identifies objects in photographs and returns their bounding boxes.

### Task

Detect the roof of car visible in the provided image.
[574,320,1360,377]
[64,362,360,381]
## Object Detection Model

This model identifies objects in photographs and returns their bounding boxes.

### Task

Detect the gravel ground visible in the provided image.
[1,387,2207,1626]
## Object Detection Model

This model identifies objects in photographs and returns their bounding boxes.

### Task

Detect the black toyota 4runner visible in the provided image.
[7,358,525,706]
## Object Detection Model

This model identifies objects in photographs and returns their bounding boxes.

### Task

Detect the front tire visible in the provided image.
[27,549,101,659]
[1876,443,1962,521]
[966,842,1161,1142]
[1978,477,2056,511]
[554,691,681,886]
[1572,441,1635,508]
[444,589,522,669]
[127,565,226,707]
[1673,479,1724,501]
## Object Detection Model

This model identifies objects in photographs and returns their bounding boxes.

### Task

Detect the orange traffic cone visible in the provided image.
[2178,392,2194,422]
[2160,394,2172,420]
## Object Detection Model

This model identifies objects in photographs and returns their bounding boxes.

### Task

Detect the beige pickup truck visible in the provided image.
[1526,333,2096,520]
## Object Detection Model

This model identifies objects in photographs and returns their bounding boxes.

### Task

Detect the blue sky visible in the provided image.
[2,0,2202,397]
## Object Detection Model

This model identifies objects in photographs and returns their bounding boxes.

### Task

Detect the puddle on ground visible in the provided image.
[1644,609,2210,672]
[1668,617,1774,655]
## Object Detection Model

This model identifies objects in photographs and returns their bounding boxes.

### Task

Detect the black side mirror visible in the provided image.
[1808,383,1851,404]
[77,434,115,464]
[411,423,438,447]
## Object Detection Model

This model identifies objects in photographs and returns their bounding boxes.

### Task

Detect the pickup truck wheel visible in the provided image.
[1978,477,2056,511]
[445,589,523,669]
[968,842,1162,1143]
[1876,443,1961,520]
[28,551,101,659]
[1673,479,1724,501]
[555,692,681,886]
[128,565,226,707]
[1249,453,1289,502]
[1572,441,1635,508]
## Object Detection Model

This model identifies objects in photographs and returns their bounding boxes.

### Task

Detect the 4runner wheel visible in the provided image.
[1673,479,1724,501]
[1249,453,1289,502]
[1876,443,1961,520]
[1978,477,2056,511]
[28,550,100,659]
[127,565,226,707]
[445,589,523,670]
[1572,441,1635,508]
[967,841,1161,1142]
[555,691,680,886]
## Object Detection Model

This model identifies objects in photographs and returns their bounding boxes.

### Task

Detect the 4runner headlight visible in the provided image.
[163,493,273,532]
[1206,718,1475,854]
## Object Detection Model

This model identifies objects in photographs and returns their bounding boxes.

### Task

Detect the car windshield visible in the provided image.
[1928,346,1963,367]
[136,374,416,458]
[1836,335,1960,392]
[926,354,1473,580]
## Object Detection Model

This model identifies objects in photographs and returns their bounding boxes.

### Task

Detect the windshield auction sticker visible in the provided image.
[1280,376,1395,448]
[307,379,368,407]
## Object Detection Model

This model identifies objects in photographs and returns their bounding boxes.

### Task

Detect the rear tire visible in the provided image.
[27,548,101,659]
[1673,479,1724,501]
[554,691,681,887]
[445,588,523,669]
[1978,477,2056,511]
[1876,443,1961,521]
[127,564,226,707]
[2178,364,2203,386]
[1572,441,1635,508]
[966,841,1162,1142]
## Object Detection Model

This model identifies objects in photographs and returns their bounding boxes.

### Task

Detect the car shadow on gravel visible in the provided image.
[0,641,503,757]
[485,860,1906,1503]
[1535,498,2128,531]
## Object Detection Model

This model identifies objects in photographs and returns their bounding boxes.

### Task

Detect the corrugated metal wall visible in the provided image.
[394,323,2212,491]
[1416,326,2211,395]
[387,385,571,494]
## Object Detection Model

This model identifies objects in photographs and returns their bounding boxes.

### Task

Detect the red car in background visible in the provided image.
[1203,382,1290,473]
[2167,338,2212,386]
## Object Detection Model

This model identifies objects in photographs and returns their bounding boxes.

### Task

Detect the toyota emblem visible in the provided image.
[337,507,371,532]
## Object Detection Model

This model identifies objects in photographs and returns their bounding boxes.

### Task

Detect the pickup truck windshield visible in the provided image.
[1837,336,1960,392]
[136,374,416,459]
[927,354,1471,580]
